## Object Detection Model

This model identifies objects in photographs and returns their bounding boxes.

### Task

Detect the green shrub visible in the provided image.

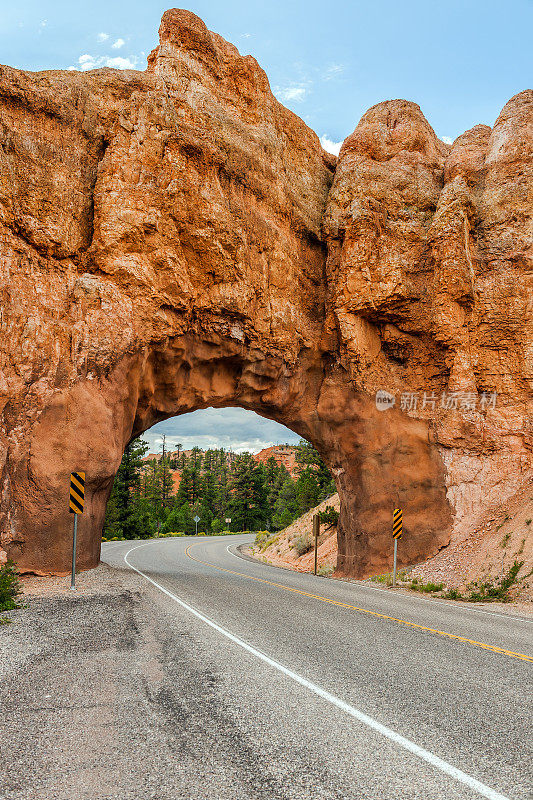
[260,533,280,552]
[317,564,334,577]
[444,587,463,600]
[319,506,339,526]
[0,560,22,612]
[465,560,524,602]
[294,535,313,556]
[500,559,523,592]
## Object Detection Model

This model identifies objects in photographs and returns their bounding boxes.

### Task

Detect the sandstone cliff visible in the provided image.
[0,9,531,577]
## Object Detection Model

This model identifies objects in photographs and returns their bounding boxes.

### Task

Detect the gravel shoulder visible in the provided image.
[2,561,307,800]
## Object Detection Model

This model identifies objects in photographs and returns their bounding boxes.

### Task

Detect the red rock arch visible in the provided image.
[1,10,530,575]
[19,331,451,575]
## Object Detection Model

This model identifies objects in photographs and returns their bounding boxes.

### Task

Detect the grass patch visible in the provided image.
[369,569,408,587]
[500,532,511,548]
[468,559,523,602]
[0,559,22,613]
[254,531,280,552]
[370,572,393,585]
[409,580,444,593]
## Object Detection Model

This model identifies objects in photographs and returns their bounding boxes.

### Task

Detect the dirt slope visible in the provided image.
[253,484,533,601]
[249,496,340,573]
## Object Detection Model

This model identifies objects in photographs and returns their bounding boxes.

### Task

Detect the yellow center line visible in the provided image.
[184,544,533,664]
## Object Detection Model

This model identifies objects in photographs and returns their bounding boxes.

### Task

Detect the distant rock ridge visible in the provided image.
[252,446,299,476]
[0,8,531,577]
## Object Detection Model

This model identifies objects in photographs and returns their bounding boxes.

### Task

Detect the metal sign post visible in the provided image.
[193,514,200,535]
[313,513,320,575]
[69,472,85,590]
[71,515,78,591]
[392,508,403,586]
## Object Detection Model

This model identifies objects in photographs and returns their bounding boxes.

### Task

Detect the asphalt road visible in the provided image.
[1,534,531,800]
[97,534,532,800]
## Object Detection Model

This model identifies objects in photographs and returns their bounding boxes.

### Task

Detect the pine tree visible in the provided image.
[190,446,203,471]
[104,437,335,538]
[176,465,202,505]
[272,477,299,529]
[295,467,320,515]
[228,453,267,531]
[202,471,217,509]
[104,437,153,539]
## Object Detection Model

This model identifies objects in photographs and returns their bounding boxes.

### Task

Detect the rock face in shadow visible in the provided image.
[0,9,530,576]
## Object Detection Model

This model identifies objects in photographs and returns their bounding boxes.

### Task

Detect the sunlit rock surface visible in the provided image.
[0,9,531,575]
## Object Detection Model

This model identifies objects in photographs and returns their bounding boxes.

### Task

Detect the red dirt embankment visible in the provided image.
[249,496,340,573]
[252,483,533,601]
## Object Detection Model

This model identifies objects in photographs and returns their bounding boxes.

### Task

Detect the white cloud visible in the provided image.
[274,82,310,103]
[283,86,307,101]
[71,53,139,71]
[97,32,109,42]
[320,135,343,156]
[78,54,94,67]
[40,20,47,28]
[442,136,453,145]
[323,63,344,80]
[112,38,125,49]
[104,56,137,69]
[240,33,252,39]
[142,407,300,455]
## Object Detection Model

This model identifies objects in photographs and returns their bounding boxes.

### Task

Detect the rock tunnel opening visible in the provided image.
[8,330,453,579]
[101,406,336,545]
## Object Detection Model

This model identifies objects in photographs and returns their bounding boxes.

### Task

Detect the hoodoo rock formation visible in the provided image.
[0,9,531,576]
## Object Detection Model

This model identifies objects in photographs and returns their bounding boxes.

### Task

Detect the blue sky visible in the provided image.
[2,1,529,450]
[1,0,531,151]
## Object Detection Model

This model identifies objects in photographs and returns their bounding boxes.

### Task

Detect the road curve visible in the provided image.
[101,534,532,800]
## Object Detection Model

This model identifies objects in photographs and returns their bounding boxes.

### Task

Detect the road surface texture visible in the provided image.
[0,534,531,800]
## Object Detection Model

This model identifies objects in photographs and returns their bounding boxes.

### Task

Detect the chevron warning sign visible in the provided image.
[393,507,403,539]
[69,472,85,514]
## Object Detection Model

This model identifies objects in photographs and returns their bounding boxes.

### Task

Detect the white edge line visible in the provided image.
[225,543,533,625]
[124,541,511,800]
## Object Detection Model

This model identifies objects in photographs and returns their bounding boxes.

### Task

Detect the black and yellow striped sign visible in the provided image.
[393,507,402,539]
[69,472,85,514]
